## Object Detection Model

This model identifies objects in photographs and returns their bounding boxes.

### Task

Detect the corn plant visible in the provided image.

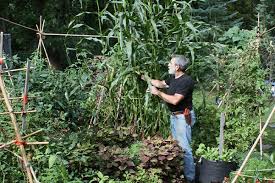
[83,0,213,136]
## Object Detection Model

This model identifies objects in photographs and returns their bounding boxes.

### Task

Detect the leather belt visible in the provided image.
[171,111,183,115]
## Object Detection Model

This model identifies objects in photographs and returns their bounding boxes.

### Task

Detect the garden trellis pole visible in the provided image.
[21,59,31,132]
[0,32,33,183]
[256,13,263,159]
[0,31,49,182]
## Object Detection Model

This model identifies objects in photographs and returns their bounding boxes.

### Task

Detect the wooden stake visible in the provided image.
[0,130,44,149]
[0,32,3,71]
[259,108,263,160]
[218,112,225,158]
[22,129,43,139]
[0,140,15,149]
[40,39,51,67]
[1,67,35,73]
[22,60,31,132]
[26,142,49,145]
[0,96,37,101]
[0,110,36,115]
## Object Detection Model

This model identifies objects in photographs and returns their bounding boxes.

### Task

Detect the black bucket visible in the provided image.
[198,157,237,183]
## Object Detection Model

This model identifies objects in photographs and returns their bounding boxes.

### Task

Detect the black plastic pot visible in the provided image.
[198,157,237,183]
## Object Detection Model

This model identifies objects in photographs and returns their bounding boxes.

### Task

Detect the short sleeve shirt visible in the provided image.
[165,74,194,112]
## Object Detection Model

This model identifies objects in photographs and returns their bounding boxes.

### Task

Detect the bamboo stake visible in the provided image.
[39,16,42,34]
[218,112,225,158]
[259,109,263,160]
[1,67,35,73]
[36,23,42,58]
[22,129,43,139]
[3,59,14,87]
[231,171,275,181]
[0,96,37,101]
[231,105,275,183]
[0,129,44,149]
[40,39,51,67]
[0,32,3,71]
[0,17,37,32]
[0,73,33,182]
[0,110,36,115]
[0,141,48,148]
[26,142,48,145]
[30,165,40,183]
[256,14,263,160]
[22,60,31,132]
[0,140,15,149]
[42,32,117,38]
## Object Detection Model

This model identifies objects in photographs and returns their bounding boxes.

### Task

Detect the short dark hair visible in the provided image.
[172,54,189,71]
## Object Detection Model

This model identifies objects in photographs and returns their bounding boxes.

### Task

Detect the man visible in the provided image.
[147,54,196,183]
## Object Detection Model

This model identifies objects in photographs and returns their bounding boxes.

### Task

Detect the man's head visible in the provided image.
[168,54,189,74]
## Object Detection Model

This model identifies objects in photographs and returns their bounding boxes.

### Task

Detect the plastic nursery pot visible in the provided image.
[198,157,237,183]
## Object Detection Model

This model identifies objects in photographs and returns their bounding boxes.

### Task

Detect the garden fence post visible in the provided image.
[219,112,225,158]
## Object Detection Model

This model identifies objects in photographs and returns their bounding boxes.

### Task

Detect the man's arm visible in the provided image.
[150,86,184,105]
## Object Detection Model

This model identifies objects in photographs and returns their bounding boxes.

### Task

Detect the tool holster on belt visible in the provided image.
[183,108,192,125]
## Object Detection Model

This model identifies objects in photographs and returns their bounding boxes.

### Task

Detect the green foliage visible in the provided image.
[192,92,220,149]
[91,167,162,183]
[123,167,162,183]
[216,44,269,152]
[195,144,236,162]
[218,26,256,48]
[192,29,270,163]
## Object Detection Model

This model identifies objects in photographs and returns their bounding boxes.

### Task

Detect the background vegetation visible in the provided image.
[0,0,274,182]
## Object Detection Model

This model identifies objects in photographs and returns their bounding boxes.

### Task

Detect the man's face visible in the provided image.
[168,58,177,74]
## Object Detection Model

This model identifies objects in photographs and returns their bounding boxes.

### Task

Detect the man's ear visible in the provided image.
[175,65,180,71]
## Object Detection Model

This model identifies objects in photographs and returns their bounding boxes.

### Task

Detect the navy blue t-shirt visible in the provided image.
[165,74,194,112]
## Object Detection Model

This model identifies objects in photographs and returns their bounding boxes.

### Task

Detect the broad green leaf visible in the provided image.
[49,155,57,168]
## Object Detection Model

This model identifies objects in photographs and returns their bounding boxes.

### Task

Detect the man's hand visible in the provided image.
[141,74,168,89]
[141,74,150,81]
[141,75,145,81]
[150,86,160,95]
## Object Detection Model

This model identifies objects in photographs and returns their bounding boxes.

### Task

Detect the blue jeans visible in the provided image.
[170,110,196,181]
